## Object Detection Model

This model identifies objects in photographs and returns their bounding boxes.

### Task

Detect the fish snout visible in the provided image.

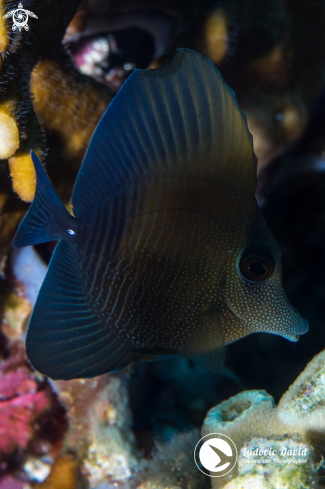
[295,317,309,335]
[283,317,309,342]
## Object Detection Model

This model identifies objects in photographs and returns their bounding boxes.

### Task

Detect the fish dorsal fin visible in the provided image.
[179,310,225,373]
[72,48,257,217]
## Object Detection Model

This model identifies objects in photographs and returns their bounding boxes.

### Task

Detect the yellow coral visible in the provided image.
[0,0,10,53]
[0,112,20,159]
[1,289,32,340]
[35,455,78,489]
[31,58,112,160]
[204,10,228,64]
[8,152,36,202]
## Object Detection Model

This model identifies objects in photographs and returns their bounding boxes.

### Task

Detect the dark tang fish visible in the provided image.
[12,49,308,380]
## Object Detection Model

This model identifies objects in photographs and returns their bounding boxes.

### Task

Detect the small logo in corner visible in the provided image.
[3,3,38,32]
[194,433,237,477]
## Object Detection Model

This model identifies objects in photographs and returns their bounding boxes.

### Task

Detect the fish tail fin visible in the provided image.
[12,151,79,248]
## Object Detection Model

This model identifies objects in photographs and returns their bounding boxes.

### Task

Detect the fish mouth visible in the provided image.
[272,317,309,342]
[282,334,300,342]
[290,317,309,337]
[224,295,309,342]
[284,317,309,339]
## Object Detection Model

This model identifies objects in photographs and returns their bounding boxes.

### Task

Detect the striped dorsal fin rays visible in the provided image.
[179,310,225,373]
[71,48,257,218]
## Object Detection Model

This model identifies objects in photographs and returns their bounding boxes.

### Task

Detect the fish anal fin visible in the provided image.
[179,309,225,373]
[26,240,138,380]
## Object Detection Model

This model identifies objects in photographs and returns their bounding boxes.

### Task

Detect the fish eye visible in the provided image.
[239,249,276,282]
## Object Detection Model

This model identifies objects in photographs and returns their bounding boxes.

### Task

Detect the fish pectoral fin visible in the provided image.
[179,311,225,373]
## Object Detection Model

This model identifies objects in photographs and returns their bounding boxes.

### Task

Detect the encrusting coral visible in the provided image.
[33,454,79,489]
[0,342,67,480]
[223,437,315,489]
[202,390,278,452]
[0,0,113,274]
[51,372,139,488]
[38,348,325,489]
[277,349,325,458]
[1,0,325,207]
[0,0,111,208]
[36,377,209,489]
[1,1,46,201]
[31,56,112,164]
[202,349,325,488]
[133,431,209,489]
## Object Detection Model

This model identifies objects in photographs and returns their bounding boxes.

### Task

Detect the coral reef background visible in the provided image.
[1,0,325,487]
